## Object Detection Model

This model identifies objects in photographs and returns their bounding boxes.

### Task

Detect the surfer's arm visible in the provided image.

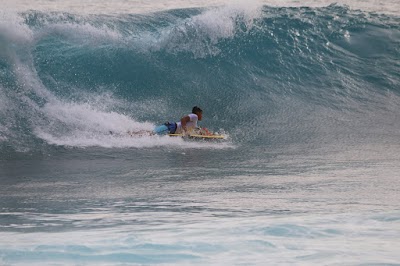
[180,115,191,133]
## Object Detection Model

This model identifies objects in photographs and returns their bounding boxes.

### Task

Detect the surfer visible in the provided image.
[122,106,219,138]
[154,106,203,135]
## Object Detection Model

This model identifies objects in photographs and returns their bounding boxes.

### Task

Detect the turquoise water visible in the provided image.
[1,1,400,265]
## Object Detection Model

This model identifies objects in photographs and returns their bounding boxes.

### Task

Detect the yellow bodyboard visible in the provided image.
[168,133,225,139]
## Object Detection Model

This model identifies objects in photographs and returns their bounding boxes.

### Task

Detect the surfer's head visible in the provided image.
[192,106,203,120]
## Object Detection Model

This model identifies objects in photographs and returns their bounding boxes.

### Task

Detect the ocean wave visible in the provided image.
[0,5,399,154]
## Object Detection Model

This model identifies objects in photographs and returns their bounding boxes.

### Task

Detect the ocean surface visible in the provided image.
[1,0,400,265]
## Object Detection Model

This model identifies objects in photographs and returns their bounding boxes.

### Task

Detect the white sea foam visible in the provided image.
[0,210,399,264]
[42,21,123,44]
[0,11,34,67]
[151,3,262,57]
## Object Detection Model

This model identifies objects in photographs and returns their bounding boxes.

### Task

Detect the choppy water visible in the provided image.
[1,0,400,265]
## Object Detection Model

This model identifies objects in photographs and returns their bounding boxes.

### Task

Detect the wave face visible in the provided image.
[0,4,399,155]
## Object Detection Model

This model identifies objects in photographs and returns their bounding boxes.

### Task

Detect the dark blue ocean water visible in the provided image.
[1,3,400,265]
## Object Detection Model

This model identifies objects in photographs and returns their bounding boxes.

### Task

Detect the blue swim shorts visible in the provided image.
[154,122,177,135]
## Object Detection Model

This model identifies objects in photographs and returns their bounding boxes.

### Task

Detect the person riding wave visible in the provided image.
[154,106,204,135]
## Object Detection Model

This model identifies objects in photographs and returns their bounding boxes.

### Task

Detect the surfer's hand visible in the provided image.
[182,126,189,135]
[181,129,188,137]
[199,127,211,136]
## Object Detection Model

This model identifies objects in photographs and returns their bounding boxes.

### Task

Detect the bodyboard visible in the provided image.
[168,133,225,140]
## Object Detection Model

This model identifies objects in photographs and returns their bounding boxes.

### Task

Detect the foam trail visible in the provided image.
[33,95,233,149]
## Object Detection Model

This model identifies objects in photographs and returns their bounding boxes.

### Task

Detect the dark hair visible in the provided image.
[192,106,202,114]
